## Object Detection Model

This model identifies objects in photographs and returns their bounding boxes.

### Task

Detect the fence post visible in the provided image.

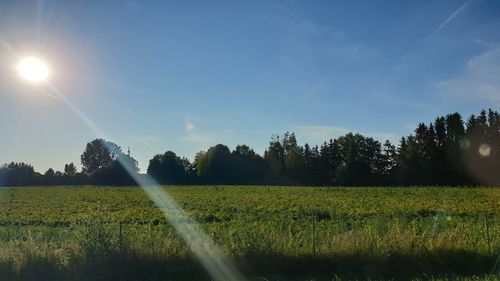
[484,216,491,254]
[119,222,123,261]
[491,253,500,274]
[282,220,286,255]
[312,216,316,256]
[120,222,123,249]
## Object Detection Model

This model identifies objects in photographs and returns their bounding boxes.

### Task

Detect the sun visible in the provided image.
[17,57,49,82]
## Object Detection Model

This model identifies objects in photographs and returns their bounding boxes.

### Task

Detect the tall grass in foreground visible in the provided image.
[0,186,498,280]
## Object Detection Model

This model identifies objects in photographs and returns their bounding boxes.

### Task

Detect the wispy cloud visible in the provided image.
[179,119,216,143]
[472,38,496,48]
[130,135,161,150]
[374,91,434,112]
[294,126,399,144]
[125,0,140,12]
[316,42,378,61]
[186,119,195,132]
[438,47,500,105]
[427,0,470,41]
[295,126,349,142]
[269,14,378,62]
[179,134,216,143]
[370,68,434,112]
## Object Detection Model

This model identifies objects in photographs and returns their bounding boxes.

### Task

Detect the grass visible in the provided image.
[0,186,498,280]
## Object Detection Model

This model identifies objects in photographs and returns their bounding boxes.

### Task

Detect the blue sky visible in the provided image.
[1,0,499,173]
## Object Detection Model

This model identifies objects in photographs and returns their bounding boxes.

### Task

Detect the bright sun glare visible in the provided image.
[17,57,49,82]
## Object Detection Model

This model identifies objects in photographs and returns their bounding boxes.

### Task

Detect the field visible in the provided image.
[0,186,499,281]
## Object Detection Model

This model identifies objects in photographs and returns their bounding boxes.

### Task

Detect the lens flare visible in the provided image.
[45,82,245,281]
[18,57,49,82]
[478,144,491,157]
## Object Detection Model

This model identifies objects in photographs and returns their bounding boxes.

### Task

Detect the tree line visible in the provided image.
[1,108,499,186]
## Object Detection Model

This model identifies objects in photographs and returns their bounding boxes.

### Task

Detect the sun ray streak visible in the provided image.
[45,81,245,281]
[0,40,21,59]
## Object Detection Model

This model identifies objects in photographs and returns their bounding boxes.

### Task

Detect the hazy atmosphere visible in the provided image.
[1,0,499,172]
[1,1,499,281]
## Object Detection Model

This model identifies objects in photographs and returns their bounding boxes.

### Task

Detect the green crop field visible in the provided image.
[0,186,499,281]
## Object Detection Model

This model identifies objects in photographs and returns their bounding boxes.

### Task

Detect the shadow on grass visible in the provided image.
[0,250,497,281]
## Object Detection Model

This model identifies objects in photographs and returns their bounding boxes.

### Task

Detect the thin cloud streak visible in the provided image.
[130,136,160,150]
[0,39,20,58]
[179,134,216,143]
[295,125,399,144]
[427,0,470,41]
[374,91,434,112]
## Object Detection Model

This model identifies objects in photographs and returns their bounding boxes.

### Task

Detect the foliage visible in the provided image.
[80,138,119,174]
[147,151,194,184]
[0,186,498,280]
[194,144,269,184]
[64,163,77,176]
[0,162,38,186]
[1,108,500,186]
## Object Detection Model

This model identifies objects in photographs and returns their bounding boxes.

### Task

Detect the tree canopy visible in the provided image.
[1,108,499,187]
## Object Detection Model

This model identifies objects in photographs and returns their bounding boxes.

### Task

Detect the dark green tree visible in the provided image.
[81,139,139,185]
[264,135,285,177]
[334,133,382,185]
[319,139,340,185]
[195,144,233,184]
[64,163,77,176]
[147,151,193,184]
[81,139,121,174]
[231,145,269,184]
[0,162,38,186]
